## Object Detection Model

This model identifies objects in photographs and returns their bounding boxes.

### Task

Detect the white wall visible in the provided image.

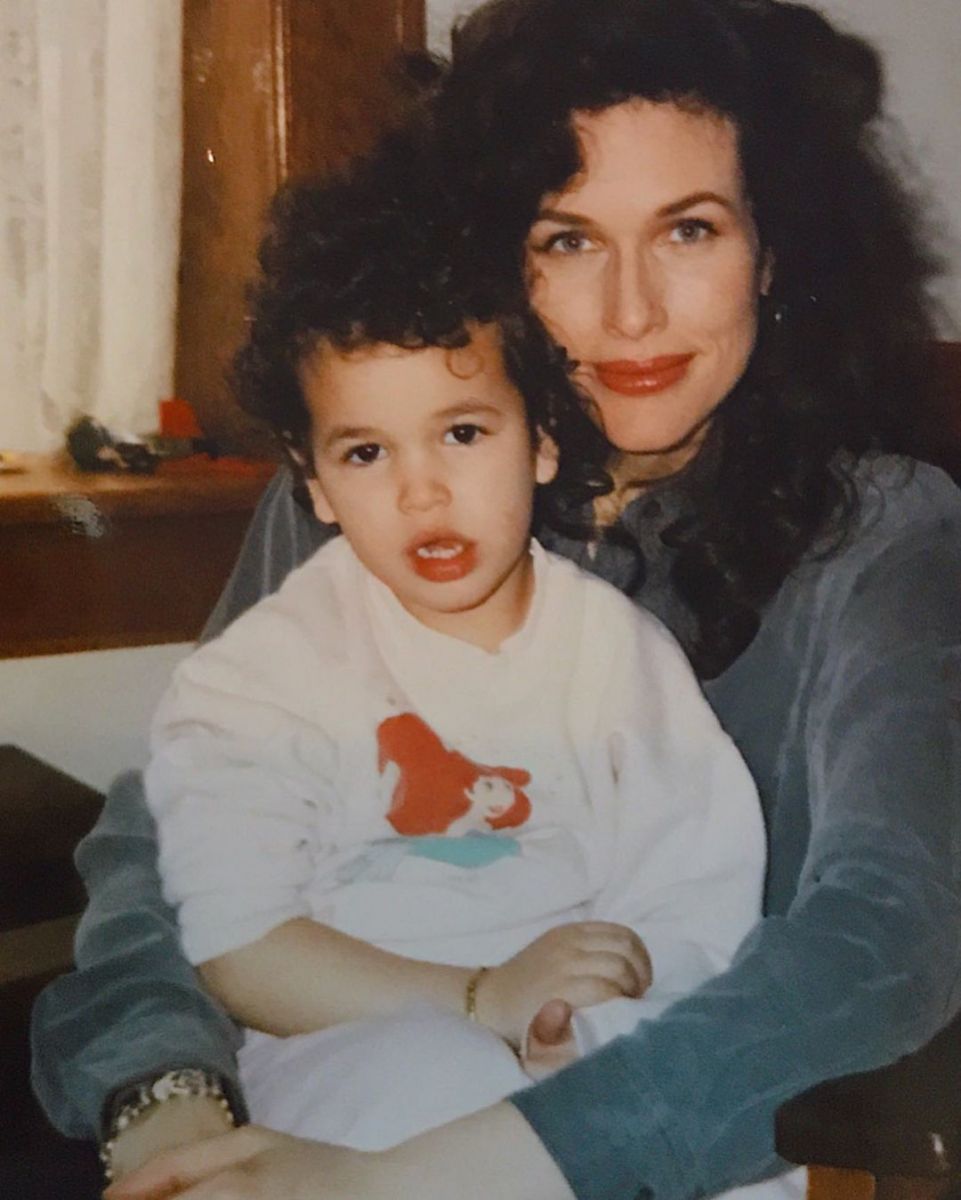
[816,0,961,332]
[1,643,191,792]
[426,0,961,330]
[427,0,477,53]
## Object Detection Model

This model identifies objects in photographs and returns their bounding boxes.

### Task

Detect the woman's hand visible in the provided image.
[105,1104,576,1200]
[104,1126,330,1200]
[479,920,651,1046]
[107,1094,237,1184]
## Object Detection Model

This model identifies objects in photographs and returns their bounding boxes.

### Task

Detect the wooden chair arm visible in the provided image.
[776,1010,961,1200]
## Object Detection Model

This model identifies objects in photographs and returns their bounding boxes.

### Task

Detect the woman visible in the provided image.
[32,1,961,1198]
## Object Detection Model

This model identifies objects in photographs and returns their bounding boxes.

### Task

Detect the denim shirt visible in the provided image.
[31,458,961,1200]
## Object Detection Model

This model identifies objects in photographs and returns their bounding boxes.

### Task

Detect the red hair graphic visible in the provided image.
[377,713,531,836]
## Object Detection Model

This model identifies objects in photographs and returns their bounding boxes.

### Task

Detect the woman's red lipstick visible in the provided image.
[407,534,477,582]
[594,354,694,396]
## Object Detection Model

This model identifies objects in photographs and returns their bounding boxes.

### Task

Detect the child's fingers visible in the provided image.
[568,924,652,993]
[575,948,647,997]
[523,1000,578,1081]
[551,973,626,1010]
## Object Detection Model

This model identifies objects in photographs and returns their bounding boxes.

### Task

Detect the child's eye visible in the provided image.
[444,424,485,446]
[669,217,717,245]
[343,442,384,465]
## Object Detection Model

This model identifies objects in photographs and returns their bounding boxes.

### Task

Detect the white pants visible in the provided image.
[239,1001,806,1200]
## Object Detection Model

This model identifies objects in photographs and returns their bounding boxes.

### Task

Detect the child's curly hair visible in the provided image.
[231,129,611,524]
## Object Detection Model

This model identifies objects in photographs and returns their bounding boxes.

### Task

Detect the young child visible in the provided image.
[144,149,765,1152]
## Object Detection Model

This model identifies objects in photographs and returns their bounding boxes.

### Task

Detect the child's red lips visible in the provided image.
[407,534,477,582]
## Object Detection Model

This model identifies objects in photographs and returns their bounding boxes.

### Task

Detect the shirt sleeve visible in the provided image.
[30,474,320,1139]
[511,483,961,1200]
[30,771,248,1139]
[576,616,765,1050]
[201,467,331,643]
[146,610,338,965]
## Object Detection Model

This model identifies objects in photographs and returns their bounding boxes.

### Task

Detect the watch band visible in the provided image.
[99,1068,236,1182]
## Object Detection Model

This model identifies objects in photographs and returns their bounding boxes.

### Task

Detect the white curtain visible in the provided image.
[0,0,182,452]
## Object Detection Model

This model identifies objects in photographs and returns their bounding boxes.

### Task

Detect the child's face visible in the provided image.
[302,324,557,650]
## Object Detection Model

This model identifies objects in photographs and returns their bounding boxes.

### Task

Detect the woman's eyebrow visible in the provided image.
[534,191,737,226]
[532,208,591,226]
[657,191,735,217]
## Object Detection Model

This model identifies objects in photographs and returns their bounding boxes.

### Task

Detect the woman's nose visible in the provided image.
[602,249,665,340]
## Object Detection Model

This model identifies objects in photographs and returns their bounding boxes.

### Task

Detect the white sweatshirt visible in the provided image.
[146,537,764,1022]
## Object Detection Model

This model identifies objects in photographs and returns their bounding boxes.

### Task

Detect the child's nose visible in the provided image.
[397,466,451,513]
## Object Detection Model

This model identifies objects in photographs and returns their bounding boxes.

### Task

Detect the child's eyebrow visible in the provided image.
[321,425,382,450]
[431,400,506,422]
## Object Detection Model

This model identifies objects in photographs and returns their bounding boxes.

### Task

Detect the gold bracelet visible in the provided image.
[465,966,489,1022]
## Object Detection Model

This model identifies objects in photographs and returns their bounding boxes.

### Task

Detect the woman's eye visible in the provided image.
[670,217,716,245]
[445,424,484,446]
[534,230,595,256]
[344,443,384,465]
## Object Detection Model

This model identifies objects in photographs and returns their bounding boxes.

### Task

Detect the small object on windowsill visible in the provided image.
[147,433,219,461]
[66,416,159,475]
[0,451,28,474]
[159,396,206,440]
[158,454,272,477]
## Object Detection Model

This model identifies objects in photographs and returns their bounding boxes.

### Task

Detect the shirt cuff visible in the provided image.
[509,1035,686,1200]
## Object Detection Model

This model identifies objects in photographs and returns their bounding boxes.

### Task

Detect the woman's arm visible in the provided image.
[509,470,961,1200]
[29,771,249,1140]
[200,469,328,643]
[109,1106,576,1200]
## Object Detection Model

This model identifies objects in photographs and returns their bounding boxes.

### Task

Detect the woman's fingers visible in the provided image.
[106,1127,281,1199]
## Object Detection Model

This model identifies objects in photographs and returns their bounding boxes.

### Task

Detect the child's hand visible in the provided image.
[477,921,651,1047]
[521,998,578,1081]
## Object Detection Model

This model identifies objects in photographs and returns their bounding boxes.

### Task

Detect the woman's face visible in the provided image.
[526,100,767,481]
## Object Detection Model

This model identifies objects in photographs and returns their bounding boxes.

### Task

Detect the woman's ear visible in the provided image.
[535,431,560,485]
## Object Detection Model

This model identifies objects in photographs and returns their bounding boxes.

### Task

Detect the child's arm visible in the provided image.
[199,914,651,1048]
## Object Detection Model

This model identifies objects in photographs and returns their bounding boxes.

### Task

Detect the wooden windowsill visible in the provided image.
[0,453,277,659]
[0,452,276,525]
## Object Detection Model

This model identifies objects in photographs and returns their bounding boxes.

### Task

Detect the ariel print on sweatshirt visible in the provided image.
[334,713,533,877]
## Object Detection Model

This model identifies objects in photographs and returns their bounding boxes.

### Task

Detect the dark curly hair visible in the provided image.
[423,0,943,676]
[231,131,611,526]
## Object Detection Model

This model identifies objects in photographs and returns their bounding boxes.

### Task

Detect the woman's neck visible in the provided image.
[596,436,706,526]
